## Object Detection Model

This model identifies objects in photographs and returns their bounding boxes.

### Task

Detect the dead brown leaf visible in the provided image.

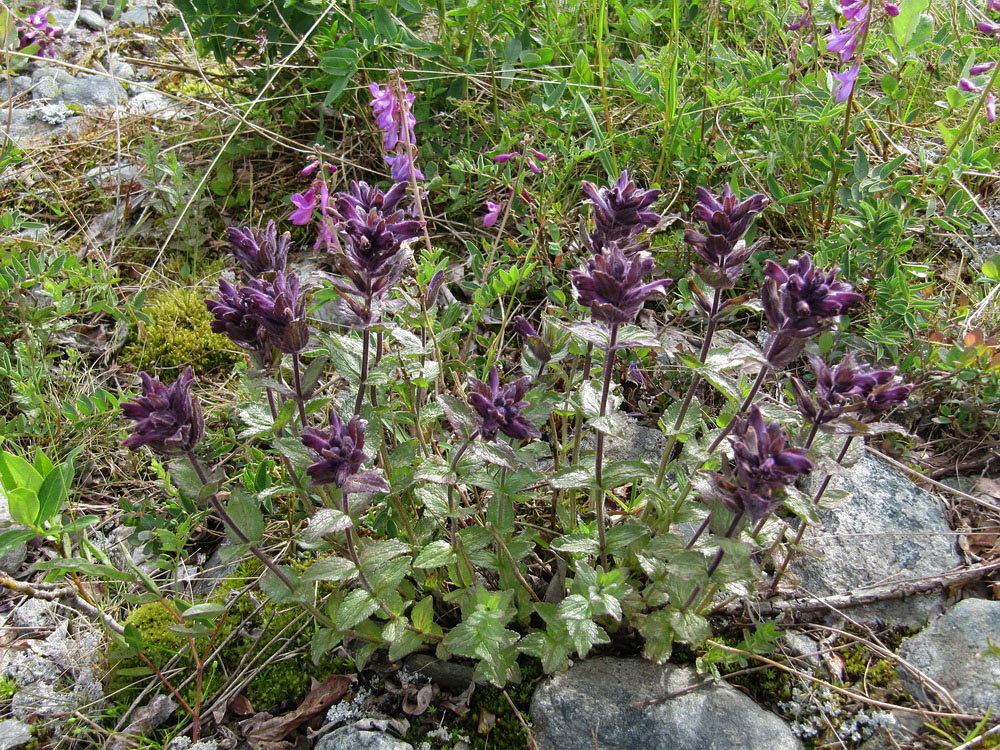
[229,694,255,716]
[242,675,353,749]
[477,708,497,735]
[402,683,435,716]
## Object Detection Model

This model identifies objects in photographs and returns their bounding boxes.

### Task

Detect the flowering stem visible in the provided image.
[592,324,619,571]
[706,359,770,454]
[657,285,723,485]
[684,510,744,612]
[769,435,854,593]
[355,327,371,417]
[290,351,309,429]
[447,433,479,585]
[187,451,296,592]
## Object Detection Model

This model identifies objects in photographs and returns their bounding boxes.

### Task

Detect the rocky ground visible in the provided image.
[4,2,1000,748]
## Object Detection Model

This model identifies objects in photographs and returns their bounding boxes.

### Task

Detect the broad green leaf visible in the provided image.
[549,465,595,489]
[226,492,264,542]
[337,589,379,629]
[413,540,456,569]
[411,597,435,633]
[0,528,35,556]
[385,618,424,661]
[7,488,39,527]
[301,556,357,582]
[0,451,43,493]
[550,533,600,554]
[182,602,228,620]
[668,609,710,644]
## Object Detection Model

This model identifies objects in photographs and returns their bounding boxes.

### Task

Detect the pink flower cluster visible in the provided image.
[482,148,548,228]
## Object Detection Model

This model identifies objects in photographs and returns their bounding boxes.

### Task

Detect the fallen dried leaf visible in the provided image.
[229,694,255,716]
[477,708,497,735]
[242,675,353,748]
[402,683,435,716]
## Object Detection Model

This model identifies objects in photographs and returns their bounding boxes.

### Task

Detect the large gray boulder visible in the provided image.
[897,598,1000,713]
[530,658,801,749]
[0,719,33,750]
[790,454,960,626]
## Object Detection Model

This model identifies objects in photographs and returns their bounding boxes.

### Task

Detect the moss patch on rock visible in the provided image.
[122,284,240,375]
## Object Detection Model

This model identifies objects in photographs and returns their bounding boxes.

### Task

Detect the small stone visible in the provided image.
[897,598,1000,713]
[531,658,802,749]
[48,9,76,29]
[77,8,107,29]
[118,6,156,26]
[54,75,127,108]
[11,76,32,95]
[403,655,475,693]
[315,726,413,750]
[0,719,33,750]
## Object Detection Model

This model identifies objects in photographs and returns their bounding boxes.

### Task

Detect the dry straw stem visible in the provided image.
[867,447,1000,515]
[701,639,984,722]
[953,721,1000,750]
[713,560,1000,618]
[0,571,125,635]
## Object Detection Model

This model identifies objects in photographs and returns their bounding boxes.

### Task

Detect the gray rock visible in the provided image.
[165,739,218,750]
[0,719,33,750]
[31,66,74,84]
[403,654,475,693]
[4,621,105,733]
[316,726,413,750]
[11,76,32,95]
[77,8,107,29]
[55,75,127,107]
[48,9,78,29]
[31,76,61,100]
[789,454,961,626]
[580,418,667,465]
[530,658,802,750]
[118,6,156,26]
[898,598,1000,713]
[1,109,85,148]
[125,91,187,119]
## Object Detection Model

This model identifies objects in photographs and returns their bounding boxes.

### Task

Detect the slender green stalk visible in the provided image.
[769,435,854,593]
[657,286,724,485]
[684,510,744,612]
[290,351,309,428]
[592,324,619,570]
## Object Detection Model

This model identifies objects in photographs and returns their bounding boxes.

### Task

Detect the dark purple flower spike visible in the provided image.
[467,366,541,442]
[721,406,813,521]
[241,273,310,354]
[227,220,291,280]
[791,353,903,425]
[684,185,769,288]
[761,254,864,367]
[581,171,662,253]
[302,410,386,493]
[122,367,205,456]
[325,180,421,327]
[205,278,269,352]
[570,245,671,327]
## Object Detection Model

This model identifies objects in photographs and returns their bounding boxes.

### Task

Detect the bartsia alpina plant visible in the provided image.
[717,406,814,521]
[240,273,310,354]
[581,170,661,253]
[570,245,670,327]
[121,367,204,456]
[328,180,422,327]
[302,410,387,492]
[227,221,290,281]
[467,366,541,442]
[205,278,269,353]
[762,254,863,366]
[684,185,769,288]
[16,6,62,57]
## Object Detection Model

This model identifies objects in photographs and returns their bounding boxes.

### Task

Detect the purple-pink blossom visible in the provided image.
[483,200,502,227]
[494,152,519,163]
[16,6,63,58]
[979,20,1000,34]
[884,2,899,16]
[988,92,998,123]
[989,0,1000,12]
[290,188,316,225]
[971,62,997,75]
[833,64,860,102]
[960,77,983,92]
